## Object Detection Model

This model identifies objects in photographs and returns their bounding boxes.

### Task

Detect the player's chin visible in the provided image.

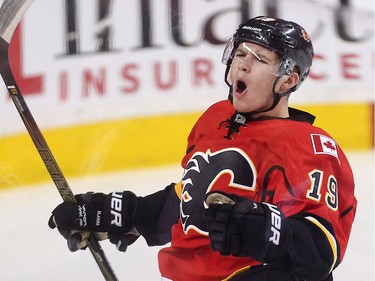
[232,99,252,113]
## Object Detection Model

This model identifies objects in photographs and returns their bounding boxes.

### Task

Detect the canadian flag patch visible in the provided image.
[311,134,338,158]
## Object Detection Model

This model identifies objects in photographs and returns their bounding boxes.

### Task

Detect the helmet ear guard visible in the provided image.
[278,57,296,76]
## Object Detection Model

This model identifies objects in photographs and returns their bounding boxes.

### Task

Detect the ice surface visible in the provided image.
[0,151,373,280]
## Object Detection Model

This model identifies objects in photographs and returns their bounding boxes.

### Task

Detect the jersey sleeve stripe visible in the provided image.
[222,265,251,281]
[305,215,338,273]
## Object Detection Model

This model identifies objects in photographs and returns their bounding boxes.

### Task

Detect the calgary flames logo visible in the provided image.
[301,28,311,42]
[180,148,256,235]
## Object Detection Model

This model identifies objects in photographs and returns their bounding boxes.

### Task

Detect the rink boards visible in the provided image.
[0,101,373,189]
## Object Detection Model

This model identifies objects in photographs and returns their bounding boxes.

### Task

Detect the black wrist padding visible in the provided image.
[134,183,180,246]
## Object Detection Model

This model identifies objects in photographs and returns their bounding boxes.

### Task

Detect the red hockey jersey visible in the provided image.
[158,100,356,281]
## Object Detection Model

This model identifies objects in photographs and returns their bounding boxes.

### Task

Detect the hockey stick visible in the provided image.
[0,1,118,280]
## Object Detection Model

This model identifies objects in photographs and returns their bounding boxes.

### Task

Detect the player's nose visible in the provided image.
[238,58,251,73]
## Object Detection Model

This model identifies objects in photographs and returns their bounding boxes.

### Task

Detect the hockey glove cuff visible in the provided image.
[204,191,290,263]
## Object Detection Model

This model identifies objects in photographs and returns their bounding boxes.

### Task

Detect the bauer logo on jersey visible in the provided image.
[311,134,338,159]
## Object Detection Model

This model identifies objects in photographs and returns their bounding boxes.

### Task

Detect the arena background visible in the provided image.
[0,1,373,280]
[0,0,373,189]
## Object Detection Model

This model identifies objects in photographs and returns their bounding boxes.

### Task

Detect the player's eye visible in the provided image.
[255,57,267,64]
[234,51,245,57]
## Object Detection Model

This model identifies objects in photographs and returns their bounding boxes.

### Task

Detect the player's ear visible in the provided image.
[278,72,299,94]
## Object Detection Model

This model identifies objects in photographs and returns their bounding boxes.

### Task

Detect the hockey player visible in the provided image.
[49,16,357,281]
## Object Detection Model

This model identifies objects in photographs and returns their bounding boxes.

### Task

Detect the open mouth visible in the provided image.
[235,79,247,94]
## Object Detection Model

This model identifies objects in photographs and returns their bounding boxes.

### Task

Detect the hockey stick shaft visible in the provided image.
[0,1,118,280]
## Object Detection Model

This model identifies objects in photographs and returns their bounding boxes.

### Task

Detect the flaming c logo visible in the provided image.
[180,148,256,235]
[301,29,311,42]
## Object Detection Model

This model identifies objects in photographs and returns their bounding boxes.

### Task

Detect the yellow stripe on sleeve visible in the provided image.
[305,216,338,273]
[222,266,251,281]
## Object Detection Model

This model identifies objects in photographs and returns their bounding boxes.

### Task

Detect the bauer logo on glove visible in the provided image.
[263,202,282,246]
[110,191,124,227]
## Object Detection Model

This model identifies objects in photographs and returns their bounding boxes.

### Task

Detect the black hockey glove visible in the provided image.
[49,191,139,252]
[204,191,290,262]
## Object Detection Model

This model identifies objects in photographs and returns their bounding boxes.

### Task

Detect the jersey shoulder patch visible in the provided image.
[311,133,338,159]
